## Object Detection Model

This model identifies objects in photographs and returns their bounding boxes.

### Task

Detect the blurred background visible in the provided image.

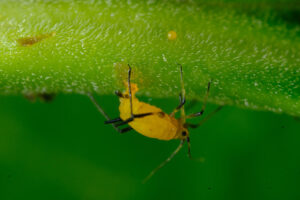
[0,94,299,200]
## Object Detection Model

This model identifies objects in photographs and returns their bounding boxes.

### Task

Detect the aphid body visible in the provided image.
[119,83,188,140]
[88,64,222,182]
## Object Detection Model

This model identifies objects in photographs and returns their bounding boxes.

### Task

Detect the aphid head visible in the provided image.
[179,126,189,140]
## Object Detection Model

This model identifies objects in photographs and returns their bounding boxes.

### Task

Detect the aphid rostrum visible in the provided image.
[88,64,222,182]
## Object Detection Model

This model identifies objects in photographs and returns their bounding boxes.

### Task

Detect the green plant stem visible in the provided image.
[0,0,299,116]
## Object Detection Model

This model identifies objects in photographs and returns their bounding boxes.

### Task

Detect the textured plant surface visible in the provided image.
[0,0,299,116]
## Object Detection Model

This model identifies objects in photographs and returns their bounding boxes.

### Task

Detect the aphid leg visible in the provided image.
[113,113,154,127]
[186,136,206,162]
[170,93,186,117]
[105,117,122,124]
[105,113,154,126]
[115,117,134,127]
[128,64,134,118]
[178,64,187,121]
[186,81,211,119]
[187,136,192,158]
[119,127,133,133]
[170,64,186,118]
[88,93,133,134]
[142,139,185,183]
[186,106,223,129]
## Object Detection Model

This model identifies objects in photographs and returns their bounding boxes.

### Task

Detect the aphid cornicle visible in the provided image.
[88,64,222,182]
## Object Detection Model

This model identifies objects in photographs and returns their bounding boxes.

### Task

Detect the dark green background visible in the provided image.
[0,95,299,200]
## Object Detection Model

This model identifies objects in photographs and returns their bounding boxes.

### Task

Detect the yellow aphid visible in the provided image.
[88,64,222,182]
[119,83,186,140]
[167,30,177,40]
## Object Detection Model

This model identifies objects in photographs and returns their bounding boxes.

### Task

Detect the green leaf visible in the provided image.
[0,0,299,116]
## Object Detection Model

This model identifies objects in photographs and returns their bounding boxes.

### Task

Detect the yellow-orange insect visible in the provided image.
[88,64,222,182]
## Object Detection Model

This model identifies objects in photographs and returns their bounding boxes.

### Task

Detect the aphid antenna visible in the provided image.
[87,93,133,133]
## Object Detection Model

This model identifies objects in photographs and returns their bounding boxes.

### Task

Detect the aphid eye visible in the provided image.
[182,131,187,136]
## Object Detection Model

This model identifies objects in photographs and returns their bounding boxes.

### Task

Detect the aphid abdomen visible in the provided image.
[119,99,178,140]
[130,114,178,140]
